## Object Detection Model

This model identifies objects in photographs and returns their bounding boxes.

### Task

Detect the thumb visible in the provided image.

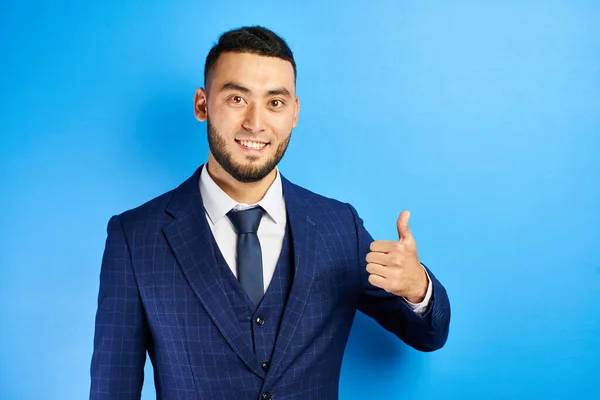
[396,210,412,241]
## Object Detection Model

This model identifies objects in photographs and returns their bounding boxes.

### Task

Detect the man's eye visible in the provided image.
[271,100,283,108]
[232,96,243,103]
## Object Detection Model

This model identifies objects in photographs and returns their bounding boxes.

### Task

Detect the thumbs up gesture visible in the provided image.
[365,211,428,303]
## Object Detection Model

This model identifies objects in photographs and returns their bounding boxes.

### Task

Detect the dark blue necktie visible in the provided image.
[227,207,265,307]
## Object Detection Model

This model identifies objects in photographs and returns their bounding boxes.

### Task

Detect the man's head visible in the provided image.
[194,26,299,183]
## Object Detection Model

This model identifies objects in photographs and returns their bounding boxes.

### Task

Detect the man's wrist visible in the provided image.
[405,267,428,303]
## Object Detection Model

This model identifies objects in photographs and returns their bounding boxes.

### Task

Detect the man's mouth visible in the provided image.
[235,139,269,150]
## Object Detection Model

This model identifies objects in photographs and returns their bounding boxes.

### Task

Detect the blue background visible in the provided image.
[1,1,599,399]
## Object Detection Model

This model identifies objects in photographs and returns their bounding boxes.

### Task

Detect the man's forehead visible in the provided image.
[209,52,295,93]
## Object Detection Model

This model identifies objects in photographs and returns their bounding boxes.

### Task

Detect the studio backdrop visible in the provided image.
[1,1,598,399]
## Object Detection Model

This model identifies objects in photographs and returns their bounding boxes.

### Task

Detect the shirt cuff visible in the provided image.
[403,267,432,315]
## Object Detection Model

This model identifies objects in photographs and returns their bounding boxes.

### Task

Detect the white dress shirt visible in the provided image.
[199,165,432,314]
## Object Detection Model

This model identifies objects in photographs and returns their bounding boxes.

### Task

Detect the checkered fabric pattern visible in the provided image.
[90,166,450,399]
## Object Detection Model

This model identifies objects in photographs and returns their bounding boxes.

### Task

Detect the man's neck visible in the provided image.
[206,157,277,204]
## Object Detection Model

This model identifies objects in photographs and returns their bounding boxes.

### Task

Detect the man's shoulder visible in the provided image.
[115,187,176,225]
[282,177,356,217]
[114,168,200,227]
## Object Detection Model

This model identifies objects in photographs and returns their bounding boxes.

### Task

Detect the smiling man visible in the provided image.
[90,26,450,400]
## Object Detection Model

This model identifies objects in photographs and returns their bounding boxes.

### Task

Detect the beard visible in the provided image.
[207,118,292,183]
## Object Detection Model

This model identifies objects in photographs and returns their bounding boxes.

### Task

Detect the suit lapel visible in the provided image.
[162,166,263,378]
[267,176,319,384]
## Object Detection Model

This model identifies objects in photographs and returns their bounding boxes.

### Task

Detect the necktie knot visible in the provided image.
[227,207,264,234]
[226,206,265,308]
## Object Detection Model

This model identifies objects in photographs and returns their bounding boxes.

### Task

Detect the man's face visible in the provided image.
[194,52,299,183]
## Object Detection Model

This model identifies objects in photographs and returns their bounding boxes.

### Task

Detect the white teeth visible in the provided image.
[239,140,267,149]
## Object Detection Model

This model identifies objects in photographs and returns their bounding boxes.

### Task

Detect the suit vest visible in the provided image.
[210,217,294,371]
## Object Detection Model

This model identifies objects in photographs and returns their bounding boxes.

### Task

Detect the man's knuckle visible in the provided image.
[393,254,404,266]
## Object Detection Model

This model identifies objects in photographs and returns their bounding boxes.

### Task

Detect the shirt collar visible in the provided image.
[199,164,286,225]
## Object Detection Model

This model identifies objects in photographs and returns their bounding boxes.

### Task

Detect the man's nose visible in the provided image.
[242,104,267,133]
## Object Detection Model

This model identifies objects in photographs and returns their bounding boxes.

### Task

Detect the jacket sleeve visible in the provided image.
[90,215,148,399]
[348,204,451,352]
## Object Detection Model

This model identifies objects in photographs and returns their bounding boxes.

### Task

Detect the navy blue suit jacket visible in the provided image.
[90,166,450,399]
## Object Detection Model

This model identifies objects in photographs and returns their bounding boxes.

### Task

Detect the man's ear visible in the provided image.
[292,96,300,128]
[194,88,208,121]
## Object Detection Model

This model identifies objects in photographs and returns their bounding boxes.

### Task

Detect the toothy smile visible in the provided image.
[236,139,268,149]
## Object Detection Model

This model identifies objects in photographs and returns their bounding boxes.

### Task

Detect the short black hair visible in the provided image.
[204,26,296,88]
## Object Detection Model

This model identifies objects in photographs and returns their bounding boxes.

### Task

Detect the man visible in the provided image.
[90,26,450,399]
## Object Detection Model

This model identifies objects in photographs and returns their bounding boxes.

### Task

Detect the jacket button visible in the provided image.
[262,392,272,400]
[255,317,266,326]
[261,362,269,372]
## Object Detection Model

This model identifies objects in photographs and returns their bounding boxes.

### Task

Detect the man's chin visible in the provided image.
[225,162,276,183]
[241,155,263,163]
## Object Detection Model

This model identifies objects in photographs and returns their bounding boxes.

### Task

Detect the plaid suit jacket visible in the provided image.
[90,165,450,399]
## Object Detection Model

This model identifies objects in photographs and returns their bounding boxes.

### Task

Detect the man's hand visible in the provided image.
[365,211,428,303]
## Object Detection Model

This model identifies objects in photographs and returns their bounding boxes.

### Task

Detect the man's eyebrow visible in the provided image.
[266,87,292,98]
[220,82,292,98]
[220,82,251,93]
